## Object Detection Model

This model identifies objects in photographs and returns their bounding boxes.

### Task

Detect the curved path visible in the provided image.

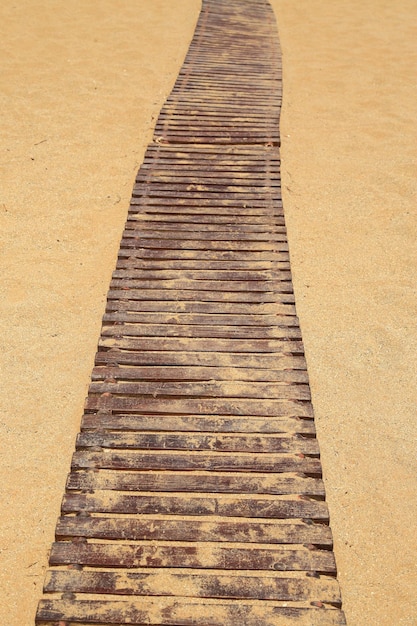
[36,1,345,624]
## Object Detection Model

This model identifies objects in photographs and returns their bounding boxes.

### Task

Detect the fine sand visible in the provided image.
[1,1,416,624]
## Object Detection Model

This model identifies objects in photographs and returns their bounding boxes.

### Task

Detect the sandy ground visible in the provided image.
[0,1,415,624]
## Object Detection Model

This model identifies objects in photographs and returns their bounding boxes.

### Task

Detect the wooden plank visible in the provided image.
[100,324,301,340]
[55,515,332,544]
[167,89,279,98]
[112,268,291,285]
[44,569,341,602]
[101,311,299,327]
[91,365,308,383]
[129,202,284,213]
[135,153,276,167]
[127,215,286,226]
[104,299,296,315]
[164,98,281,108]
[119,238,288,253]
[109,278,292,291]
[71,450,321,474]
[94,349,305,369]
[87,380,310,401]
[122,227,286,240]
[125,224,287,235]
[97,337,303,356]
[132,189,281,200]
[62,492,328,520]
[153,135,280,145]
[154,134,280,146]
[66,470,324,496]
[115,259,291,271]
[98,335,301,353]
[49,541,336,572]
[154,118,279,128]
[128,210,284,221]
[138,161,280,171]
[76,432,318,454]
[107,288,294,303]
[37,598,346,625]
[141,155,281,167]
[119,240,289,256]
[135,175,281,188]
[143,142,280,153]
[81,414,316,436]
[157,116,279,125]
[84,396,313,419]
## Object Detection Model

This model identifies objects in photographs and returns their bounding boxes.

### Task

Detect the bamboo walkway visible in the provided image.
[36,0,346,624]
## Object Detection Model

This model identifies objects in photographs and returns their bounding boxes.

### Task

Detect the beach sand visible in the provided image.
[1,1,415,623]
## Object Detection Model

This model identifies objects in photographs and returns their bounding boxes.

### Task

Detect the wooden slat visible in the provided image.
[101,311,299,327]
[106,288,293,303]
[84,396,313,419]
[49,541,336,572]
[97,337,303,355]
[91,365,307,384]
[81,414,316,436]
[91,365,307,383]
[119,238,288,252]
[76,431,318,454]
[71,450,321,474]
[104,299,296,315]
[37,598,346,626]
[61,492,328,520]
[56,515,332,544]
[94,349,306,369]
[100,324,302,340]
[44,569,341,602]
[66,470,324,496]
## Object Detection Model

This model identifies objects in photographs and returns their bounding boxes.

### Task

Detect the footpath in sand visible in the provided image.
[0,1,416,625]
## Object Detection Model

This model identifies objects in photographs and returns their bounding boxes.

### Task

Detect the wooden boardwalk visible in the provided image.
[36,1,346,624]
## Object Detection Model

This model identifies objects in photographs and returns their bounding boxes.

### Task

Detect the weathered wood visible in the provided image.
[71,450,321,474]
[119,238,288,253]
[94,349,306,369]
[105,298,296,315]
[121,230,287,243]
[135,172,281,185]
[56,515,332,544]
[97,337,303,356]
[81,414,316,435]
[84,396,313,419]
[91,365,308,384]
[101,311,299,328]
[111,268,292,280]
[107,278,293,292]
[50,541,336,572]
[76,431,317,454]
[137,163,281,173]
[127,215,286,227]
[117,247,290,262]
[100,323,302,341]
[37,598,346,625]
[67,470,324,496]
[62,492,329,520]
[87,381,310,401]
[44,569,341,602]
[130,194,283,205]
[107,288,294,303]
[116,259,291,272]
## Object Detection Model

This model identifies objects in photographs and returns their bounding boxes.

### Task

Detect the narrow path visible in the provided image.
[36,1,345,624]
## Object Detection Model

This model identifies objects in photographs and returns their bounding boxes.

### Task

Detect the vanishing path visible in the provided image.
[36,1,345,624]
